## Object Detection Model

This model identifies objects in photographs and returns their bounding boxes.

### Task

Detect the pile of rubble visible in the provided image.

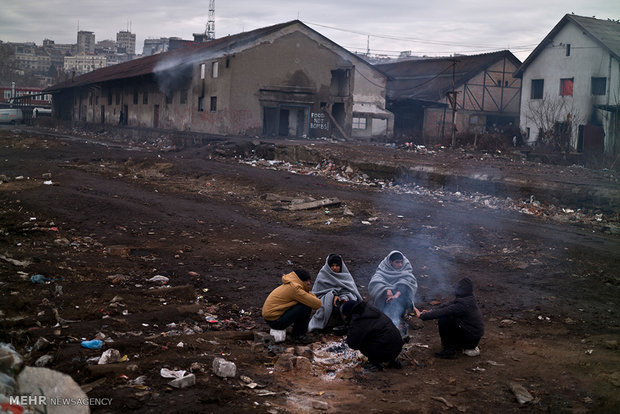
[239,156,619,234]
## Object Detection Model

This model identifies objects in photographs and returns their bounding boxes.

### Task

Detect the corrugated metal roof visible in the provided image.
[45,20,297,92]
[515,14,620,77]
[376,50,520,102]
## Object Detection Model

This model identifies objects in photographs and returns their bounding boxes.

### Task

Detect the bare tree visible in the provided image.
[526,95,584,151]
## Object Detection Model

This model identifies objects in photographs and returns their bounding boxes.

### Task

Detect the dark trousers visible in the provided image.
[265,303,312,337]
[438,315,480,351]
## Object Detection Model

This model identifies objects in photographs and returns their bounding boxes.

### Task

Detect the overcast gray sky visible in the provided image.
[1,0,618,61]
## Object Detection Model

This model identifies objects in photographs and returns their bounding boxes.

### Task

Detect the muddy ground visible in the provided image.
[0,125,619,414]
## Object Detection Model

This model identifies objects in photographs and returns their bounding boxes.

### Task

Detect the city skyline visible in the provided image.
[1,0,619,60]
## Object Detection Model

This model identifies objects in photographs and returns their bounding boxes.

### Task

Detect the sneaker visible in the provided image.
[362,361,384,372]
[292,334,314,345]
[398,323,408,337]
[463,346,480,357]
[434,349,457,359]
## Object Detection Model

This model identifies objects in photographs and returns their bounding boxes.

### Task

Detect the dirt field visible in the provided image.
[1,125,619,414]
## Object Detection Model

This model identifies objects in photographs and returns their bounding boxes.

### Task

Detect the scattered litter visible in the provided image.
[507,381,534,404]
[81,340,103,349]
[212,357,237,378]
[98,349,121,364]
[160,368,187,379]
[148,275,169,284]
[0,254,32,267]
[431,396,453,408]
[254,390,277,396]
[30,274,47,284]
[169,373,195,389]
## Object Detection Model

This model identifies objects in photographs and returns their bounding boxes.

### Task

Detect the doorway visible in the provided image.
[153,105,159,128]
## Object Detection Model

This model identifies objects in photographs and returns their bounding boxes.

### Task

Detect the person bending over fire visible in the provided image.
[308,254,363,333]
[340,300,404,371]
[415,277,484,359]
[369,250,418,339]
[262,269,322,344]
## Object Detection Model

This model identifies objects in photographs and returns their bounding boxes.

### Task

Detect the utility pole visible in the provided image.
[446,57,459,147]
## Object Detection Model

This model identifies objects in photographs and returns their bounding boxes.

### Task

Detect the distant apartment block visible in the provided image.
[116,30,136,55]
[77,30,95,54]
[64,55,106,75]
[143,37,171,56]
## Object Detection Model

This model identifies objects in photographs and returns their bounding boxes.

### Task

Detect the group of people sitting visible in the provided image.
[262,250,485,371]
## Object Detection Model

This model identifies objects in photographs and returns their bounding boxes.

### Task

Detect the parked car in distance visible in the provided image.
[0,108,24,124]
[33,107,52,118]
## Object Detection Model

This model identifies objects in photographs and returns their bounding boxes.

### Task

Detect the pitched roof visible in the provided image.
[46,20,382,93]
[515,14,620,77]
[376,50,520,102]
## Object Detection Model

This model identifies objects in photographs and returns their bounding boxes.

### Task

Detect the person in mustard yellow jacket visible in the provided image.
[262,269,322,343]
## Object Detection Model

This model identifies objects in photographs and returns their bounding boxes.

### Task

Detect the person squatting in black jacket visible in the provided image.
[415,277,484,359]
[341,300,403,371]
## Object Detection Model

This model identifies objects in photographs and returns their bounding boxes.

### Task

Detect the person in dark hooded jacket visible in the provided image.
[341,300,403,371]
[415,277,484,359]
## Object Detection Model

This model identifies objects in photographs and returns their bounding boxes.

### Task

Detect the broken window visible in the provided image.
[198,96,204,112]
[200,63,206,79]
[352,117,366,129]
[133,90,138,104]
[180,90,188,104]
[560,78,573,96]
[143,91,148,104]
[591,77,606,96]
[210,96,217,112]
[115,93,120,105]
[212,62,219,78]
[330,69,350,97]
[531,79,544,99]
[165,93,173,105]
[108,91,112,105]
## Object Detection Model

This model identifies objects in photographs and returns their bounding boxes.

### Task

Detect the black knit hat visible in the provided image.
[340,300,357,317]
[327,254,342,268]
[294,269,311,281]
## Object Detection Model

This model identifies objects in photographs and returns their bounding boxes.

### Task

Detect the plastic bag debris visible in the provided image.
[160,368,187,379]
[148,275,169,284]
[81,340,103,349]
[30,274,47,284]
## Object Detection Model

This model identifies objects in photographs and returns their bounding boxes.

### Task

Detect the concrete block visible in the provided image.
[212,357,236,378]
[254,331,274,346]
[169,373,196,388]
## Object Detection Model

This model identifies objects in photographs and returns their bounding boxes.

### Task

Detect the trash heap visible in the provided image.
[0,343,91,414]
[239,155,619,234]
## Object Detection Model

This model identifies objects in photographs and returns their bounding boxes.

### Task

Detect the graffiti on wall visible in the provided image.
[310,112,329,131]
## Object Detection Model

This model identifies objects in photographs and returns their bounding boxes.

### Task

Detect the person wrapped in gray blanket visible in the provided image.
[308,254,363,333]
[368,250,418,338]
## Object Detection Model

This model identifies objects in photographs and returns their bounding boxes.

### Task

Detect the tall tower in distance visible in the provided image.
[206,0,215,40]
[193,1,215,42]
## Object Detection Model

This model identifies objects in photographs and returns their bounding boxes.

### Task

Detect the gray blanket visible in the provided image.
[368,250,417,309]
[308,255,362,332]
